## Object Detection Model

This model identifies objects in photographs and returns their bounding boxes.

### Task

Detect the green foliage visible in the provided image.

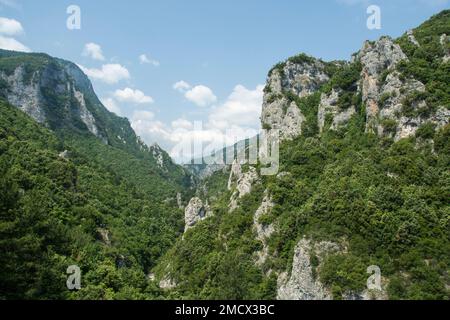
[416,122,437,140]
[396,10,450,111]
[0,100,185,299]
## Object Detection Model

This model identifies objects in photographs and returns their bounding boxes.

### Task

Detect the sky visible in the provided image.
[0,0,448,162]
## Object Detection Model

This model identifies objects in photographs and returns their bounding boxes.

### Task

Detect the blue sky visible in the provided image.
[0,0,448,161]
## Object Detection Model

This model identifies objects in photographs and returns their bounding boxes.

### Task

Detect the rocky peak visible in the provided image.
[357,37,409,132]
[262,55,330,141]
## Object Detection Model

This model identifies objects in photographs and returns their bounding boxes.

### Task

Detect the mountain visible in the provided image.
[154,10,450,300]
[0,50,194,299]
[0,10,448,301]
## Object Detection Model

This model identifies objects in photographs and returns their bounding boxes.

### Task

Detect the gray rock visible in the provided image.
[0,66,46,123]
[254,191,275,266]
[358,37,408,132]
[277,239,340,300]
[407,30,420,47]
[229,166,258,212]
[184,197,211,232]
[440,34,450,62]
[318,89,356,133]
[262,58,330,141]
[73,88,100,138]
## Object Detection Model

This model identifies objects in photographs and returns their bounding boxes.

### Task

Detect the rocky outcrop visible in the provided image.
[73,88,100,138]
[0,66,45,123]
[159,276,177,290]
[407,30,420,47]
[358,36,408,132]
[318,89,356,133]
[150,143,166,169]
[97,228,111,246]
[277,239,340,300]
[184,197,211,232]
[355,36,449,140]
[440,34,450,63]
[254,191,275,266]
[262,58,330,141]
[228,164,259,212]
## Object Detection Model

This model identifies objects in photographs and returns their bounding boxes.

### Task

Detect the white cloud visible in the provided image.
[185,85,217,107]
[0,17,23,35]
[0,1,20,9]
[113,87,154,104]
[0,17,29,52]
[173,80,191,92]
[82,42,105,61]
[171,118,193,130]
[209,84,264,130]
[173,81,217,107]
[79,63,130,84]
[0,35,29,52]
[101,97,122,116]
[132,84,264,162]
[139,54,160,66]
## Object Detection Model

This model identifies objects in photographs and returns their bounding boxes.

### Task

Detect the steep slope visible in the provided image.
[0,49,190,192]
[155,10,450,300]
[0,51,193,299]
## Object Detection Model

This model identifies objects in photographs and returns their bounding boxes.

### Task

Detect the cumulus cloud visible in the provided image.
[185,85,217,107]
[0,17,23,35]
[0,35,29,52]
[82,42,105,61]
[0,17,29,52]
[173,80,191,92]
[209,84,264,130]
[171,118,193,130]
[113,87,154,104]
[173,81,217,107]
[132,84,264,162]
[139,54,160,66]
[0,0,20,9]
[101,97,122,116]
[79,63,130,84]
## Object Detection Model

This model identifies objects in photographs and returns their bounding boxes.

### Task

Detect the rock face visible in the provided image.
[318,89,356,133]
[0,50,161,154]
[356,36,449,140]
[441,34,450,62]
[184,197,211,232]
[228,161,259,212]
[0,66,45,123]
[254,191,275,266]
[261,58,330,141]
[277,239,340,300]
[358,37,408,132]
[0,55,107,142]
[150,143,167,169]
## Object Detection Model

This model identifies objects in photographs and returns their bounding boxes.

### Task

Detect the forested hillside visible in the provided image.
[156,10,450,300]
[0,48,196,299]
[0,10,448,301]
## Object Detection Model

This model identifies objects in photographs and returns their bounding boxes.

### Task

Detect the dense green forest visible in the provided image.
[0,100,188,299]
